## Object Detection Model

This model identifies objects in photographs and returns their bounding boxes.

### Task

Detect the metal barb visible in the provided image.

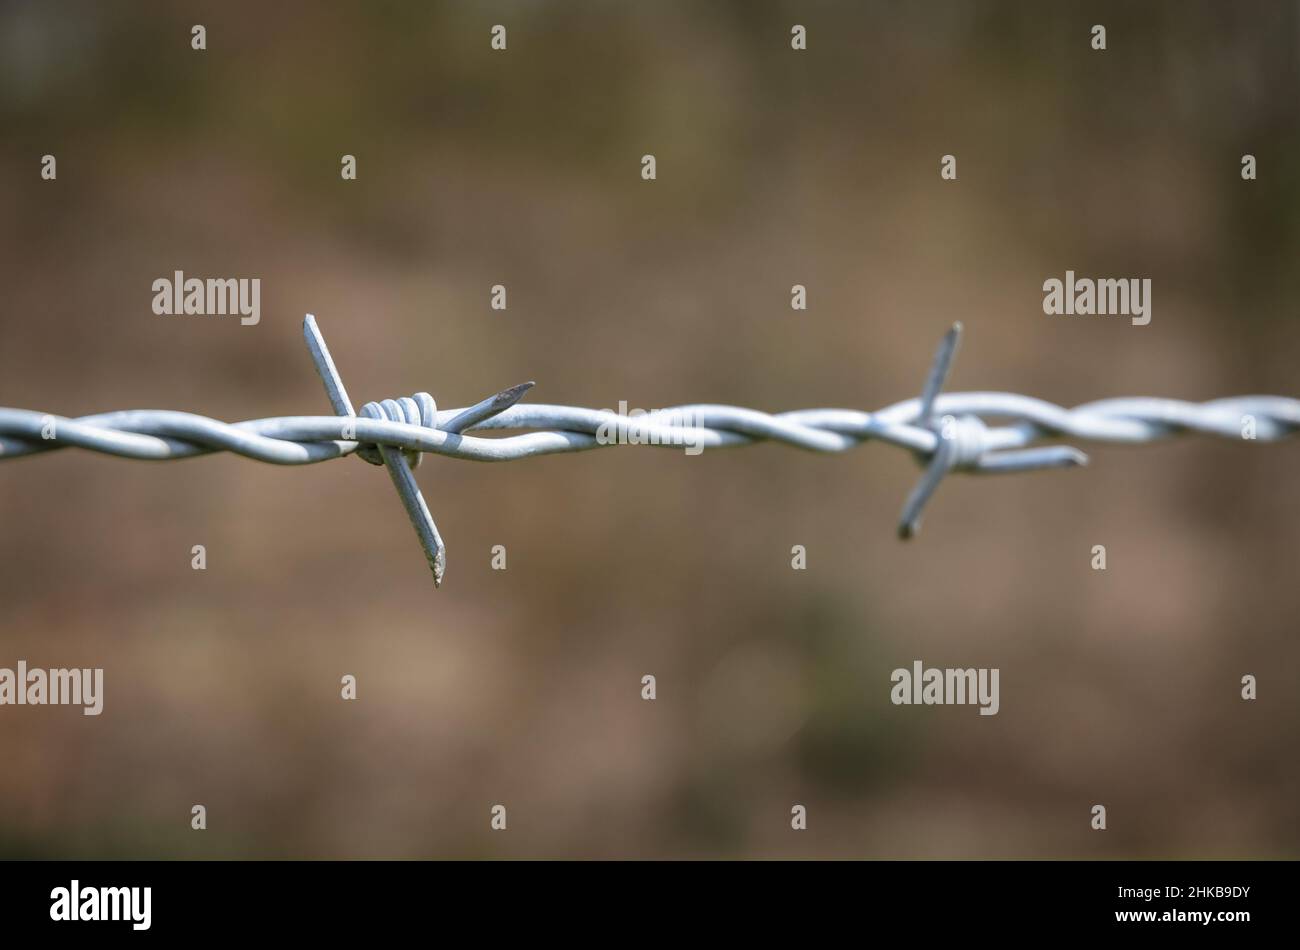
[303,314,447,587]
[897,323,1095,538]
[898,322,964,540]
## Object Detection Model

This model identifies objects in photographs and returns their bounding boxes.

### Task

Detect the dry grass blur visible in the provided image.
[0,0,1297,858]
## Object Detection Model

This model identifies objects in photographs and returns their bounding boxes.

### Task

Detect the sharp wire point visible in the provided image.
[303,314,357,418]
[918,322,963,426]
[443,380,536,434]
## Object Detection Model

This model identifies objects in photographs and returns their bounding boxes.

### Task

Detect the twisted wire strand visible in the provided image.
[1,316,1295,584]
[1,394,1296,464]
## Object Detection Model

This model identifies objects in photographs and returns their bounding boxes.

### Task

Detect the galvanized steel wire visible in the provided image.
[1,317,1295,585]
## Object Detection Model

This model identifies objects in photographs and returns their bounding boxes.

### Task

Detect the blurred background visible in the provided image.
[0,0,1297,859]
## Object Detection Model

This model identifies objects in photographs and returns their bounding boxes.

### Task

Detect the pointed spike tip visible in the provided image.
[494,381,536,407]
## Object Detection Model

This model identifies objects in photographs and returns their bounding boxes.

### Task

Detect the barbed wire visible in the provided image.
[2,316,1296,586]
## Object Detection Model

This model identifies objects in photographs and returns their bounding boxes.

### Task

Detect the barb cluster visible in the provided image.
[2,317,1296,585]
